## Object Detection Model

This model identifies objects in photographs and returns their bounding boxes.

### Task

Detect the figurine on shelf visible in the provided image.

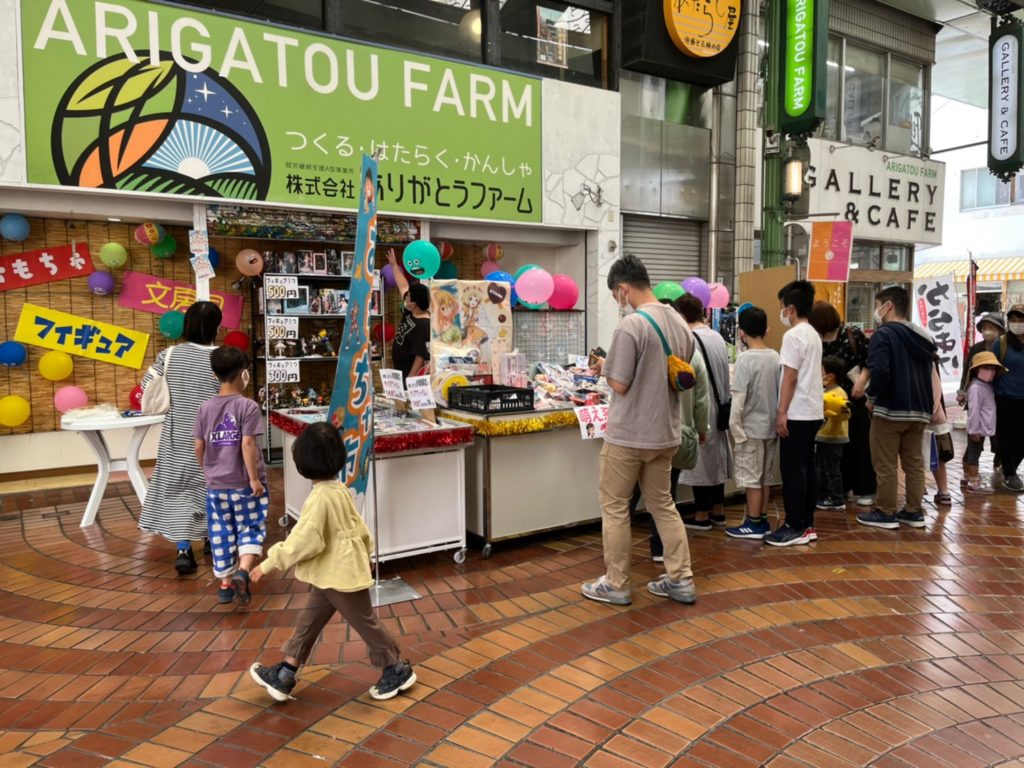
[300,336,309,356]
[308,333,323,357]
[317,328,336,356]
[273,339,288,358]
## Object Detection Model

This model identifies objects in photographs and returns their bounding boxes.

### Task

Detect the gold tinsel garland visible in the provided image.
[439,409,579,437]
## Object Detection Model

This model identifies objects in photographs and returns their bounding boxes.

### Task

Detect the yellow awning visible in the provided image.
[913,257,1024,282]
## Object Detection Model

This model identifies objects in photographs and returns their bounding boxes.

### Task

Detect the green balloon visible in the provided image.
[151,233,177,260]
[159,310,185,339]
[514,264,539,280]
[520,299,547,310]
[99,242,127,268]
[654,281,685,302]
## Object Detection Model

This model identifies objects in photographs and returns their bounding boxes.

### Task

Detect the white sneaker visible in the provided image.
[857,495,876,507]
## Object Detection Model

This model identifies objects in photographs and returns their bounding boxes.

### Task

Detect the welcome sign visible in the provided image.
[20,0,543,222]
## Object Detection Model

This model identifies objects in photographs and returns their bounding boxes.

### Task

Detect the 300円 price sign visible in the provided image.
[266,359,301,383]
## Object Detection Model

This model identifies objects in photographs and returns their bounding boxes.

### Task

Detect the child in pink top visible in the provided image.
[964,351,1005,494]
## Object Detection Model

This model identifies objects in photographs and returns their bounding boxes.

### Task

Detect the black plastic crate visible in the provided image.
[448,384,535,414]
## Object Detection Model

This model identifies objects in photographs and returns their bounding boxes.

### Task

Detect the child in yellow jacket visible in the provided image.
[816,356,852,511]
[248,422,416,702]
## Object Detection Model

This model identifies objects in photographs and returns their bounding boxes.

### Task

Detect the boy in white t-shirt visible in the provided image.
[765,280,824,547]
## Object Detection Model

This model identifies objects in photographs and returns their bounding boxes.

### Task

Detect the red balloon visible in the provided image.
[224,330,250,350]
[129,384,143,410]
[372,321,396,343]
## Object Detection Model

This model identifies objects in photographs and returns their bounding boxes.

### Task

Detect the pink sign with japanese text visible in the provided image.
[0,243,93,291]
[118,271,244,329]
[806,221,854,283]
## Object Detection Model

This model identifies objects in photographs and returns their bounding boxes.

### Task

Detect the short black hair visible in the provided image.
[184,301,222,345]
[293,421,347,481]
[808,301,841,335]
[675,293,705,323]
[606,254,650,291]
[822,355,847,382]
[778,280,816,318]
[407,282,429,312]
[210,346,249,382]
[738,306,768,338]
[876,285,910,319]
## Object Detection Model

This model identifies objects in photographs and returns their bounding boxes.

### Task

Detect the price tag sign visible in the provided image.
[266,359,300,384]
[379,369,406,401]
[265,275,299,300]
[267,315,299,340]
[188,229,209,256]
[406,376,436,410]
[190,254,215,281]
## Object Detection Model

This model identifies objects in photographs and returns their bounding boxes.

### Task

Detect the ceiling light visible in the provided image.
[107,217,122,222]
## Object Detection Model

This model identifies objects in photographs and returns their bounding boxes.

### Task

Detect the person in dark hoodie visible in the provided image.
[858,286,937,530]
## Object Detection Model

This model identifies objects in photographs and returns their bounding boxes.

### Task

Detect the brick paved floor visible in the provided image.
[1,452,1023,767]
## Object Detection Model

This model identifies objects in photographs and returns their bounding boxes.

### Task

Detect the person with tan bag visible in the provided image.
[138,301,222,575]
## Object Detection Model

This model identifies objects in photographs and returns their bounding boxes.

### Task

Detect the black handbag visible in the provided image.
[694,334,731,431]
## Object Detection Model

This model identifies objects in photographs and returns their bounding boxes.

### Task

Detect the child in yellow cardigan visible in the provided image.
[248,422,415,702]
[816,356,852,511]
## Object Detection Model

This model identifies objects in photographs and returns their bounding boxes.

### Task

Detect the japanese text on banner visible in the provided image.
[913,274,964,384]
[14,303,149,369]
[118,271,245,329]
[575,405,609,440]
[0,243,92,291]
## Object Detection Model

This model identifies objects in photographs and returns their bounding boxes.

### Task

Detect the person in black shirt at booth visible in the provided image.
[386,248,431,379]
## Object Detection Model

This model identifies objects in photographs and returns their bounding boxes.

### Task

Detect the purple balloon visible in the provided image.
[88,271,116,296]
[380,263,397,290]
[682,277,711,309]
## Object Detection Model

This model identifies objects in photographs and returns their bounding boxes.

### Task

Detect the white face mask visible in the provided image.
[982,329,1001,343]
[779,309,792,328]
[873,303,889,325]
[1010,322,1024,336]
[616,288,633,316]
[977,368,997,383]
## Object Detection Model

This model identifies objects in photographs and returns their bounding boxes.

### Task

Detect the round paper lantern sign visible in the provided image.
[129,384,144,410]
[134,222,165,246]
[654,281,685,302]
[548,274,580,310]
[99,242,127,268]
[54,386,88,413]
[0,341,27,367]
[39,351,73,381]
[484,243,503,261]
[224,330,250,351]
[0,214,30,242]
[151,234,177,259]
[436,261,457,280]
[682,277,711,309]
[88,271,116,296]
[402,240,441,280]
[0,395,30,427]
[159,310,185,339]
[516,268,554,305]
[235,248,264,276]
[708,282,731,309]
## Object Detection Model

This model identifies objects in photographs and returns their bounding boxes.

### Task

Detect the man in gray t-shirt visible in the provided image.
[583,256,698,607]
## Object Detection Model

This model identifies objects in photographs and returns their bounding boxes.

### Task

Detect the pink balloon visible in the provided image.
[516,268,555,305]
[480,260,500,278]
[54,386,88,413]
[548,274,579,310]
[235,248,264,276]
[708,282,730,309]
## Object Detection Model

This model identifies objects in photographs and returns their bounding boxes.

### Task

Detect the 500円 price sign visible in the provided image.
[267,315,299,339]
[265,276,299,300]
[266,359,300,383]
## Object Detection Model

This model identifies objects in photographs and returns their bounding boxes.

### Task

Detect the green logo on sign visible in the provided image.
[785,0,814,117]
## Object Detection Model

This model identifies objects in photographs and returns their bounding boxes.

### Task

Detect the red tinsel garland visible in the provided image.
[270,411,473,455]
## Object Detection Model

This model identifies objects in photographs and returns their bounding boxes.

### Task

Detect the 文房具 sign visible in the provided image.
[118,270,244,328]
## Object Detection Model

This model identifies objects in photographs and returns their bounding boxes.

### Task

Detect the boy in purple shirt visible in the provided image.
[194,346,268,606]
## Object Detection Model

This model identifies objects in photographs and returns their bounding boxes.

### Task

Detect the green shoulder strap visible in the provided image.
[636,310,672,356]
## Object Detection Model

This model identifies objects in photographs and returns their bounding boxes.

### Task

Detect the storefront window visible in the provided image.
[850,243,880,271]
[961,168,1014,210]
[620,71,709,127]
[498,2,609,88]
[340,0,484,62]
[847,282,911,332]
[819,37,842,141]
[881,244,911,272]
[842,45,885,148]
[887,59,924,155]
[177,0,325,30]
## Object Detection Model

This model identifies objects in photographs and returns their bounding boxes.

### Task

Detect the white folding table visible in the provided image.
[60,413,165,528]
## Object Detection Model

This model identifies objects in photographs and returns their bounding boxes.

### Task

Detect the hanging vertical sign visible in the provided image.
[327,155,377,513]
[913,274,964,385]
[780,0,830,136]
[989,18,1024,181]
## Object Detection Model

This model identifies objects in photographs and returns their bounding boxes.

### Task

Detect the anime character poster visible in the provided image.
[429,279,513,368]
[327,155,377,511]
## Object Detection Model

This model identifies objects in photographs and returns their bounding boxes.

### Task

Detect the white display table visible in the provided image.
[60,412,165,528]
[270,407,474,563]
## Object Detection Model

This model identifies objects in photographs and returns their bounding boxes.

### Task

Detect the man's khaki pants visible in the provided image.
[870,416,927,515]
[599,442,692,589]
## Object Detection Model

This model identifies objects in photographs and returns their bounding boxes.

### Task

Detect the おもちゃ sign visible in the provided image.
[14,303,149,369]
[0,243,93,291]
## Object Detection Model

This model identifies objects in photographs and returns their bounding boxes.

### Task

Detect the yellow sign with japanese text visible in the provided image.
[664,0,741,58]
[15,303,150,369]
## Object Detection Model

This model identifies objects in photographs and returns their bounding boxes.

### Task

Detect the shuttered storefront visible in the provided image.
[622,215,704,284]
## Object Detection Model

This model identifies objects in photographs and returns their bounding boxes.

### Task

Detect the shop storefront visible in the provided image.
[0,0,622,557]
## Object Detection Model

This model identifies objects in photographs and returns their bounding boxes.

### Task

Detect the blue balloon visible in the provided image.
[486,271,518,306]
[207,247,220,269]
[0,214,30,242]
[0,341,27,367]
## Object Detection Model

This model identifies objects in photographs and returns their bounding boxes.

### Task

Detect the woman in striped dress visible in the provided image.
[139,302,222,575]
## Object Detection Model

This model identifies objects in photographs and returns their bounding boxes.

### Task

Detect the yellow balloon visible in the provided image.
[39,351,74,381]
[0,395,30,427]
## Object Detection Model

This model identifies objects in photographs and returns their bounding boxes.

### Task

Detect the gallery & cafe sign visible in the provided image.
[20,0,543,223]
[989,16,1024,181]
[803,139,945,246]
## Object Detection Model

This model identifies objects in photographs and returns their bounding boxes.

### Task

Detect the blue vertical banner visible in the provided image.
[328,155,377,509]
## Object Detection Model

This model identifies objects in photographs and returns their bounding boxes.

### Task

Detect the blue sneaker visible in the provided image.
[217,586,235,604]
[581,575,632,605]
[896,509,926,528]
[763,523,813,547]
[725,518,771,539]
[857,509,899,530]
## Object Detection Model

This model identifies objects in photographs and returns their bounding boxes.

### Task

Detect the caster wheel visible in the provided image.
[482,543,492,559]
[453,548,467,564]
[278,515,290,528]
